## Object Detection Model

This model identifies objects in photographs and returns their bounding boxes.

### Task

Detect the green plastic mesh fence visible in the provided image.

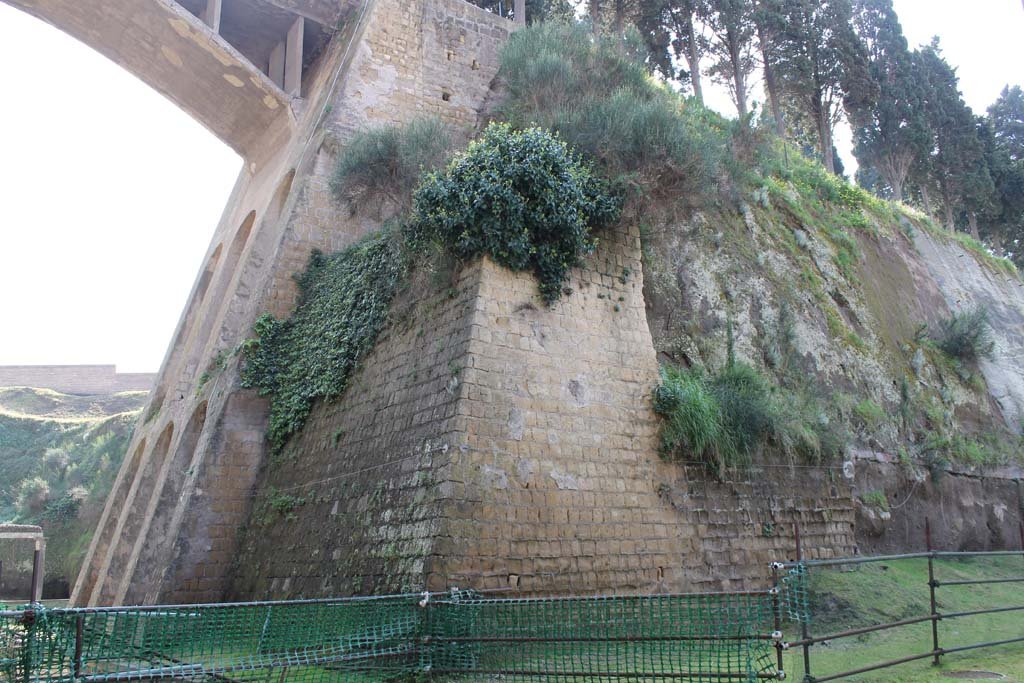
[428,590,778,681]
[0,588,781,683]
[780,563,811,624]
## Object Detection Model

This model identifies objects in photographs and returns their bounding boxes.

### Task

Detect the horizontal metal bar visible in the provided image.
[778,549,1024,570]
[937,576,1024,587]
[780,552,932,569]
[808,649,943,683]
[941,634,1024,656]
[788,613,937,647]
[437,589,774,605]
[934,550,1024,558]
[942,604,1024,620]
[434,633,775,643]
[430,669,780,680]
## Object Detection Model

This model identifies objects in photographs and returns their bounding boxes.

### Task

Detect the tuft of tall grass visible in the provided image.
[330,117,453,215]
[932,307,996,362]
[497,22,728,204]
[653,366,724,464]
[654,362,845,473]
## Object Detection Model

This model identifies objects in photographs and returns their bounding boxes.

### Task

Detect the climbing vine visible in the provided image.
[241,230,408,452]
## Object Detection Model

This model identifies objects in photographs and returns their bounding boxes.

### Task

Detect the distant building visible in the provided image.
[0,365,155,395]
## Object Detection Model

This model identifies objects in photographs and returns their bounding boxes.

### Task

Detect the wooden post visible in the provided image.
[31,538,44,603]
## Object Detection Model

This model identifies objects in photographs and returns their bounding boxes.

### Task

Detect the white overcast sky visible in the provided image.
[0,2,1021,373]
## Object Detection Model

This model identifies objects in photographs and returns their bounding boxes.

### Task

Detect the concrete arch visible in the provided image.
[119,402,208,605]
[191,211,256,375]
[269,169,296,227]
[1,0,293,158]
[93,422,174,605]
[154,243,224,404]
[71,437,146,604]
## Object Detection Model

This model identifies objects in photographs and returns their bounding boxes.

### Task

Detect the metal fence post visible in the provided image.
[926,519,941,666]
[74,613,84,680]
[771,562,785,679]
[796,522,813,683]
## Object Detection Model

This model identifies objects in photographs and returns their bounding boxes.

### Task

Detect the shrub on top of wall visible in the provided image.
[497,22,728,204]
[409,122,621,304]
[330,117,454,215]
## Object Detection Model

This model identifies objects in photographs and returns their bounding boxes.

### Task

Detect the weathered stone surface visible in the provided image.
[913,230,1024,431]
[66,0,514,606]
[14,0,1014,608]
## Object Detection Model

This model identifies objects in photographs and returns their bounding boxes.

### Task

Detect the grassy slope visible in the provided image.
[786,556,1024,681]
[0,387,143,595]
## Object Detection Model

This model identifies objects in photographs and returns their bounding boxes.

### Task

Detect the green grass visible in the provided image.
[784,556,1024,681]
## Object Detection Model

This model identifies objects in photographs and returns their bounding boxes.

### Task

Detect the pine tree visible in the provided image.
[849,0,928,201]
[769,0,876,174]
[699,0,758,119]
[989,85,1024,162]
[672,0,706,103]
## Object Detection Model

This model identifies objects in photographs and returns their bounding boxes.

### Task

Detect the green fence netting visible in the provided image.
[0,588,781,682]
[779,563,811,624]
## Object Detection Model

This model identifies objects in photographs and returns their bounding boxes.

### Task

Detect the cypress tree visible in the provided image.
[849,0,928,201]
[700,0,758,119]
[769,0,876,174]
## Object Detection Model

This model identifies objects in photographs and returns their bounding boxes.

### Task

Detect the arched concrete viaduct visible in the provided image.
[2,0,514,606]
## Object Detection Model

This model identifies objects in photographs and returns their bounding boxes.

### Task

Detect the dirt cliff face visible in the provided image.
[642,176,1024,552]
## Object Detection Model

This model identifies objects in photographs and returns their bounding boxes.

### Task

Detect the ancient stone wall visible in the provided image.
[0,366,155,395]
[226,220,857,600]
[62,0,1022,608]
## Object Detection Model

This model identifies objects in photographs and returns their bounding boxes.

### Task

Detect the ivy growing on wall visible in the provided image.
[410,122,621,303]
[244,124,620,450]
[241,230,408,452]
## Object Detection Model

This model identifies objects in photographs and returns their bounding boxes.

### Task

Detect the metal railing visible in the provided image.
[5,522,1024,682]
[778,520,1024,682]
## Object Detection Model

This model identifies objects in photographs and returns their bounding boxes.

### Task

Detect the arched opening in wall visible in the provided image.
[188,212,256,377]
[155,244,223,400]
[124,403,208,604]
[268,169,295,228]
[75,437,146,601]
[100,423,174,603]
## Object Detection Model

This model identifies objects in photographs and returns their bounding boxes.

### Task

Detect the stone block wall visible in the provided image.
[75,0,860,606]
[228,260,480,598]
[427,224,855,594]
[225,220,857,599]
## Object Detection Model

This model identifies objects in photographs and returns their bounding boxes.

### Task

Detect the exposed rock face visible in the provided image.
[913,231,1024,430]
